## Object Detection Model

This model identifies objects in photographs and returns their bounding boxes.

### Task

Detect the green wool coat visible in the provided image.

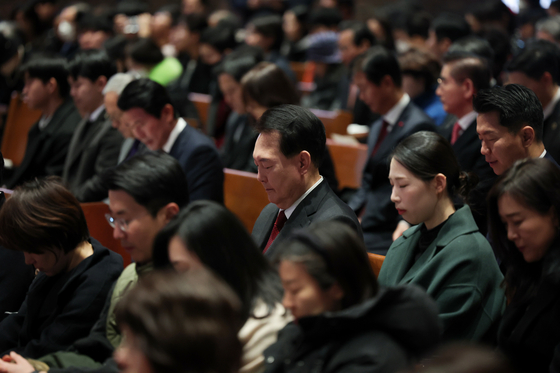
[378,205,506,342]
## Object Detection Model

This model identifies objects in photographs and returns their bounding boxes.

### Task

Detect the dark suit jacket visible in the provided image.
[0,239,123,359]
[252,179,362,258]
[0,248,35,323]
[348,102,435,254]
[544,100,560,163]
[439,118,496,235]
[62,111,123,202]
[5,99,81,189]
[169,123,224,203]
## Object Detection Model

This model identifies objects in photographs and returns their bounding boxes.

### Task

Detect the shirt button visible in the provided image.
[267,356,274,363]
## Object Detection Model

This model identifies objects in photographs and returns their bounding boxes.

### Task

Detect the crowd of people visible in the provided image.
[1,0,560,372]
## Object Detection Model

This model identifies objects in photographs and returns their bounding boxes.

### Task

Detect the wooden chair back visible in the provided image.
[326,139,368,190]
[368,253,385,278]
[188,93,211,130]
[1,92,42,167]
[310,109,353,138]
[224,168,270,232]
[80,202,131,267]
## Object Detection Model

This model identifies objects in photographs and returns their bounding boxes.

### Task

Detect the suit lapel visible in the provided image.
[64,116,89,170]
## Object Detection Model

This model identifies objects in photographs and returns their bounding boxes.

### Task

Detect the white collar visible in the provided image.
[89,104,105,122]
[283,176,324,219]
[457,111,478,131]
[544,86,560,120]
[162,118,187,153]
[383,93,410,132]
[539,149,547,158]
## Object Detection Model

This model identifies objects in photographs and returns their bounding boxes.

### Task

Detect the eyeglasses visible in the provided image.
[105,212,148,232]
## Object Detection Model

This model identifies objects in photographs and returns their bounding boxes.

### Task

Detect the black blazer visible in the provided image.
[348,102,435,254]
[252,179,362,258]
[544,100,560,163]
[62,111,123,202]
[169,123,224,203]
[0,239,123,359]
[221,113,258,173]
[5,99,81,189]
[0,248,35,323]
[438,118,496,235]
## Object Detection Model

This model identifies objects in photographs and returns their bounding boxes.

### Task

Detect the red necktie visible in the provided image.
[450,122,461,145]
[263,210,287,253]
[371,120,389,157]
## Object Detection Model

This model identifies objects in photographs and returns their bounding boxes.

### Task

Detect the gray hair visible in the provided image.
[103,73,136,95]
[536,16,560,42]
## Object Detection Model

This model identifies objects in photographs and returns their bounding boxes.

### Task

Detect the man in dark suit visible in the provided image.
[506,40,560,163]
[252,105,361,258]
[63,50,123,202]
[4,56,81,189]
[349,46,436,254]
[436,52,496,234]
[118,78,224,203]
[475,84,558,174]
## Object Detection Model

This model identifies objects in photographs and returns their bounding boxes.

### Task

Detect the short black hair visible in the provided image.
[183,13,208,34]
[115,0,149,16]
[127,37,164,66]
[20,54,71,97]
[101,152,189,217]
[309,7,342,30]
[214,45,264,82]
[339,21,375,48]
[78,12,114,34]
[506,39,560,84]
[448,36,494,64]
[406,11,432,39]
[118,78,174,119]
[200,24,237,53]
[473,84,544,142]
[361,45,402,87]
[255,104,325,168]
[68,50,116,82]
[442,52,491,93]
[249,15,283,51]
[431,13,471,43]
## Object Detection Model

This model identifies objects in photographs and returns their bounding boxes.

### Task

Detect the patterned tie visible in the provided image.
[263,210,287,253]
[371,120,389,157]
[450,122,462,145]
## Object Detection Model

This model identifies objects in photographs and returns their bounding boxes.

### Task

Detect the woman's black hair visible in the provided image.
[487,158,560,303]
[154,200,283,321]
[276,221,378,310]
[391,131,478,203]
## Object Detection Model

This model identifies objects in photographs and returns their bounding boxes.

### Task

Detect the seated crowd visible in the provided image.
[2,0,560,372]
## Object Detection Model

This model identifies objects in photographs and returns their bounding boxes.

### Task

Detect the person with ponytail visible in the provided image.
[378,131,505,342]
[487,158,560,373]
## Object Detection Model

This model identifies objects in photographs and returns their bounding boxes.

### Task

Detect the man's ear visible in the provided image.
[462,78,475,99]
[328,282,344,302]
[298,151,312,175]
[95,75,108,93]
[47,77,58,95]
[161,103,175,122]
[520,125,535,147]
[159,202,180,223]
[540,71,554,86]
[433,173,447,195]
[380,74,395,89]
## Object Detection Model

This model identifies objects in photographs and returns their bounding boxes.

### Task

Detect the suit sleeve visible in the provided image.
[44,132,75,177]
[73,128,123,202]
[184,144,224,203]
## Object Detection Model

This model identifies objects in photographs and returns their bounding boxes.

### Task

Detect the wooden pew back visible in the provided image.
[326,139,368,190]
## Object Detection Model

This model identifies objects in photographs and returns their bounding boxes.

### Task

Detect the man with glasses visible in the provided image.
[118,78,223,203]
[0,152,189,373]
[436,51,495,235]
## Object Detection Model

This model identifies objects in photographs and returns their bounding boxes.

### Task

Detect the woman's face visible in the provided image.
[23,248,67,276]
[168,235,203,272]
[114,327,154,373]
[498,192,557,263]
[283,11,302,42]
[279,260,343,320]
[389,158,439,226]
[218,73,245,114]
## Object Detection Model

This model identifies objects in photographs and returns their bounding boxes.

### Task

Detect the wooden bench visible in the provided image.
[223,168,270,232]
[81,202,131,267]
[368,253,385,278]
[326,139,368,190]
[310,109,353,138]
[188,93,211,130]
[1,92,42,167]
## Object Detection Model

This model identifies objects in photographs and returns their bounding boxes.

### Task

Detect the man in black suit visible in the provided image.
[506,40,560,163]
[436,52,495,234]
[349,46,435,254]
[4,56,81,189]
[475,84,557,174]
[63,50,123,202]
[118,78,224,203]
[252,105,361,257]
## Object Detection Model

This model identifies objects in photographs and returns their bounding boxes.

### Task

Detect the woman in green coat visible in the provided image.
[378,131,505,342]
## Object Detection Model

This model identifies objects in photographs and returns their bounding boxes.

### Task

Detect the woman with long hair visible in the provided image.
[488,158,560,372]
[378,131,505,342]
[264,220,441,373]
[153,200,291,373]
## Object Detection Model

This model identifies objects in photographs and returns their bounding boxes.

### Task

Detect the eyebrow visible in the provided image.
[503,212,521,218]
[388,176,407,180]
[478,130,497,136]
[110,209,127,216]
